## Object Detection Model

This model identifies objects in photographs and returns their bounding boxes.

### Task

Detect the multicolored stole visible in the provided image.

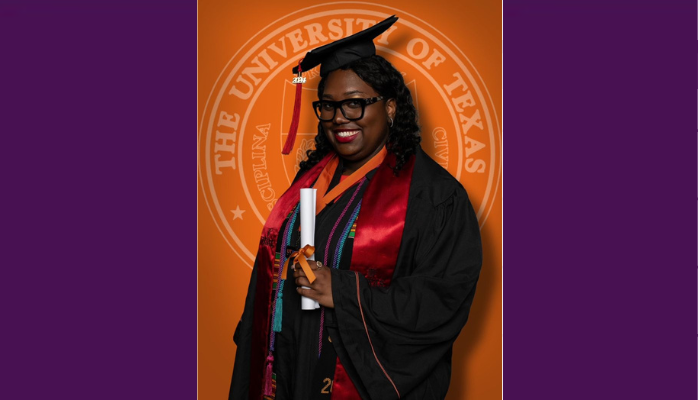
[248,150,415,400]
[249,153,334,400]
[330,152,415,400]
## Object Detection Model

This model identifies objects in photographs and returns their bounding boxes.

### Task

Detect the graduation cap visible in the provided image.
[282,15,399,155]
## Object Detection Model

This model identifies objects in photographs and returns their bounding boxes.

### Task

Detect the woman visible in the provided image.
[230,16,482,400]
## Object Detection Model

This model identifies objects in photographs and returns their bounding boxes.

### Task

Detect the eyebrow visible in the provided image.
[322,90,367,99]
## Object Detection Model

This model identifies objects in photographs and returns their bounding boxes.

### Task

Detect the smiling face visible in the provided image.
[320,69,396,174]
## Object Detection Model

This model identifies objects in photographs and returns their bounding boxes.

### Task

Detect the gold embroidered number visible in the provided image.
[321,378,333,394]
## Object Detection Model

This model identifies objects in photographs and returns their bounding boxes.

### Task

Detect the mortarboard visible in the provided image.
[282,15,399,155]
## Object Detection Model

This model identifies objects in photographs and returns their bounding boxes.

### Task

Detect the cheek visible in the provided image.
[366,117,388,140]
[321,123,333,137]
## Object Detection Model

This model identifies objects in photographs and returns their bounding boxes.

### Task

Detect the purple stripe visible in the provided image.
[323,177,367,266]
[319,178,367,357]
[332,201,362,270]
[318,308,325,358]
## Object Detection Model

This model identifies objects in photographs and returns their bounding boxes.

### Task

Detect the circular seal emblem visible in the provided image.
[198,3,502,268]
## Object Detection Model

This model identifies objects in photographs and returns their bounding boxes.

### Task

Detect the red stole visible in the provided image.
[248,151,415,400]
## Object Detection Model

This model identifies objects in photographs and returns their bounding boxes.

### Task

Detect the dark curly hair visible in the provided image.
[298,55,421,175]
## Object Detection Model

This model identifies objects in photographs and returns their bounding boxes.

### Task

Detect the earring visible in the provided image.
[388,117,394,128]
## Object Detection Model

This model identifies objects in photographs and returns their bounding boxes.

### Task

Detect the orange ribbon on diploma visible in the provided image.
[281,244,317,284]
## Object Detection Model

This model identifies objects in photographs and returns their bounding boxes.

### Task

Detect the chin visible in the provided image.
[332,145,363,160]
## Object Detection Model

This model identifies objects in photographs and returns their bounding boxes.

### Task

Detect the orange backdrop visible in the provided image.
[198,1,501,399]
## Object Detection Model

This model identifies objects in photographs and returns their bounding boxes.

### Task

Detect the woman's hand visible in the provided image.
[294,261,334,308]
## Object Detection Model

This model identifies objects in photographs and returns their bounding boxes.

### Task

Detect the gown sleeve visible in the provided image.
[328,185,482,399]
[228,260,258,400]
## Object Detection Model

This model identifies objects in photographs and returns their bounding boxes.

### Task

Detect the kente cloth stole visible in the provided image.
[248,151,415,400]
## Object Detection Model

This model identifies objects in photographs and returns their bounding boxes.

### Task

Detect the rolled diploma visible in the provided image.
[299,188,320,310]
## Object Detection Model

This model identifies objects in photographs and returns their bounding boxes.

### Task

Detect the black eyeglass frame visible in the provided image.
[312,96,385,122]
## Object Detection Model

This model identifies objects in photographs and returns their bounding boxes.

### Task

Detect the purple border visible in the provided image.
[504,0,697,398]
[1,1,196,399]
[2,0,697,398]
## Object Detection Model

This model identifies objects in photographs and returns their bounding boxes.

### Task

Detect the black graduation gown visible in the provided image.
[229,147,482,400]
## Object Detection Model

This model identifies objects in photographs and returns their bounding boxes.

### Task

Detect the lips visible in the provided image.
[334,129,360,143]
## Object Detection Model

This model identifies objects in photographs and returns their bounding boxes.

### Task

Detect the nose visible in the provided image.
[332,107,349,125]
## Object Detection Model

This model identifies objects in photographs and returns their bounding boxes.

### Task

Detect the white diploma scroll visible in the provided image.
[299,188,321,310]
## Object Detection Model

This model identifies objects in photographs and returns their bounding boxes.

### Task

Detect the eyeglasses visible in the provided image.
[312,96,384,122]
